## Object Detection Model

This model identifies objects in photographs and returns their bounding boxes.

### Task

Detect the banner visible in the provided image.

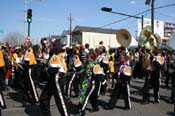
[138,18,164,39]
[164,22,175,37]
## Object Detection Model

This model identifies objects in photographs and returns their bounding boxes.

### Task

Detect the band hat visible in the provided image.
[51,38,57,43]
[75,44,80,48]
[25,36,32,42]
[15,46,22,50]
[62,46,66,50]
[2,44,7,48]
[15,46,21,50]
[43,40,47,44]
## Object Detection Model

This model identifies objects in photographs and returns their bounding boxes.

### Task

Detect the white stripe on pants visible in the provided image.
[127,84,131,109]
[82,81,95,111]
[29,68,39,102]
[68,73,76,97]
[55,73,68,116]
[0,93,4,107]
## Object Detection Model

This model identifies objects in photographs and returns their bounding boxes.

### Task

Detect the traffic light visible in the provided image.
[145,0,151,5]
[101,7,112,12]
[27,9,32,23]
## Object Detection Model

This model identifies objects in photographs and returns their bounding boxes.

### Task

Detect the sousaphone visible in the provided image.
[116,29,131,48]
[139,25,162,49]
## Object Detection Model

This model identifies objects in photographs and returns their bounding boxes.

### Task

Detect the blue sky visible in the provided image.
[0,0,175,42]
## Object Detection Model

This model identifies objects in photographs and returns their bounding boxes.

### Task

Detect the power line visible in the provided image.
[155,11,175,20]
[127,25,138,30]
[77,3,175,33]
[120,19,137,28]
[155,0,175,5]
[120,12,150,28]
[99,3,175,28]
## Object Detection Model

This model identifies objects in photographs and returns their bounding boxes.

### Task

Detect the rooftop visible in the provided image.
[73,26,118,34]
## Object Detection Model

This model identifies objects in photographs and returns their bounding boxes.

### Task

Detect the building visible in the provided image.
[60,30,70,47]
[47,35,61,44]
[72,26,138,49]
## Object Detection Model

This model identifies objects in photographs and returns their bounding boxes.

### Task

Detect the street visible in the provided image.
[2,79,174,116]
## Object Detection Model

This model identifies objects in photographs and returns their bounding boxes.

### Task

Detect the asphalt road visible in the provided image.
[2,78,174,116]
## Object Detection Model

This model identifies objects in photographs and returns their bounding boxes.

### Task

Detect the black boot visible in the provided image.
[76,110,85,116]
[90,108,99,113]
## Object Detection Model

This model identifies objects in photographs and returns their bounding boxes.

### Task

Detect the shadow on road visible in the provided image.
[24,106,43,116]
[130,84,142,91]
[130,96,142,104]
[7,90,42,116]
[98,99,108,109]
[7,91,24,107]
[167,111,175,116]
[160,95,171,103]
[67,100,79,115]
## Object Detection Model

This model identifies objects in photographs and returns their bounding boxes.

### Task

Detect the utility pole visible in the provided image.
[24,0,27,37]
[67,13,73,47]
[141,15,144,30]
[151,0,155,33]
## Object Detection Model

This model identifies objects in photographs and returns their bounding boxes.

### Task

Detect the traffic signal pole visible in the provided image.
[145,0,154,33]
[28,22,30,36]
[101,7,144,30]
[151,0,154,33]
[141,15,144,30]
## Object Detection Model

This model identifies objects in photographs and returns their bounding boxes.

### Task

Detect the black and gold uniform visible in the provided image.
[142,54,164,103]
[105,52,132,110]
[0,49,6,109]
[22,47,39,104]
[40,40,69,116]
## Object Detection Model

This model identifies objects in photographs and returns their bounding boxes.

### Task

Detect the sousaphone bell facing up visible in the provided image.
[116,29,132,48]
[139,25,162,50]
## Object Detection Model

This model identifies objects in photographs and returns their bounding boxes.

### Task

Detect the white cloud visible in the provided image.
[130,0,136,5]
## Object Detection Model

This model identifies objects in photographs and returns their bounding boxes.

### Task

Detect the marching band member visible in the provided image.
[142,50,164,104]
[96,46,109,95]
[66,51,82,98]
[109,56,115,88]
[40,39,69,116]
[165,51,174,88]
[168,52,175,104]
[105,51,132,110]
[77,52,106,116]
[13,47,24,89]
[0,45,6,109]
[65,48,76,98]
[22,37,39,105]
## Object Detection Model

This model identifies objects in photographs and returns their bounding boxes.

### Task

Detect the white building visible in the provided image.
[72,26,138,49]
[60,30,70,47]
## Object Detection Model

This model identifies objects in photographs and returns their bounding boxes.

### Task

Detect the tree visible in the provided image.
[1,32,24,47]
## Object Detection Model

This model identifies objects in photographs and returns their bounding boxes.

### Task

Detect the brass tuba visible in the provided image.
[116,29,131,48]
[139,25,162,50]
